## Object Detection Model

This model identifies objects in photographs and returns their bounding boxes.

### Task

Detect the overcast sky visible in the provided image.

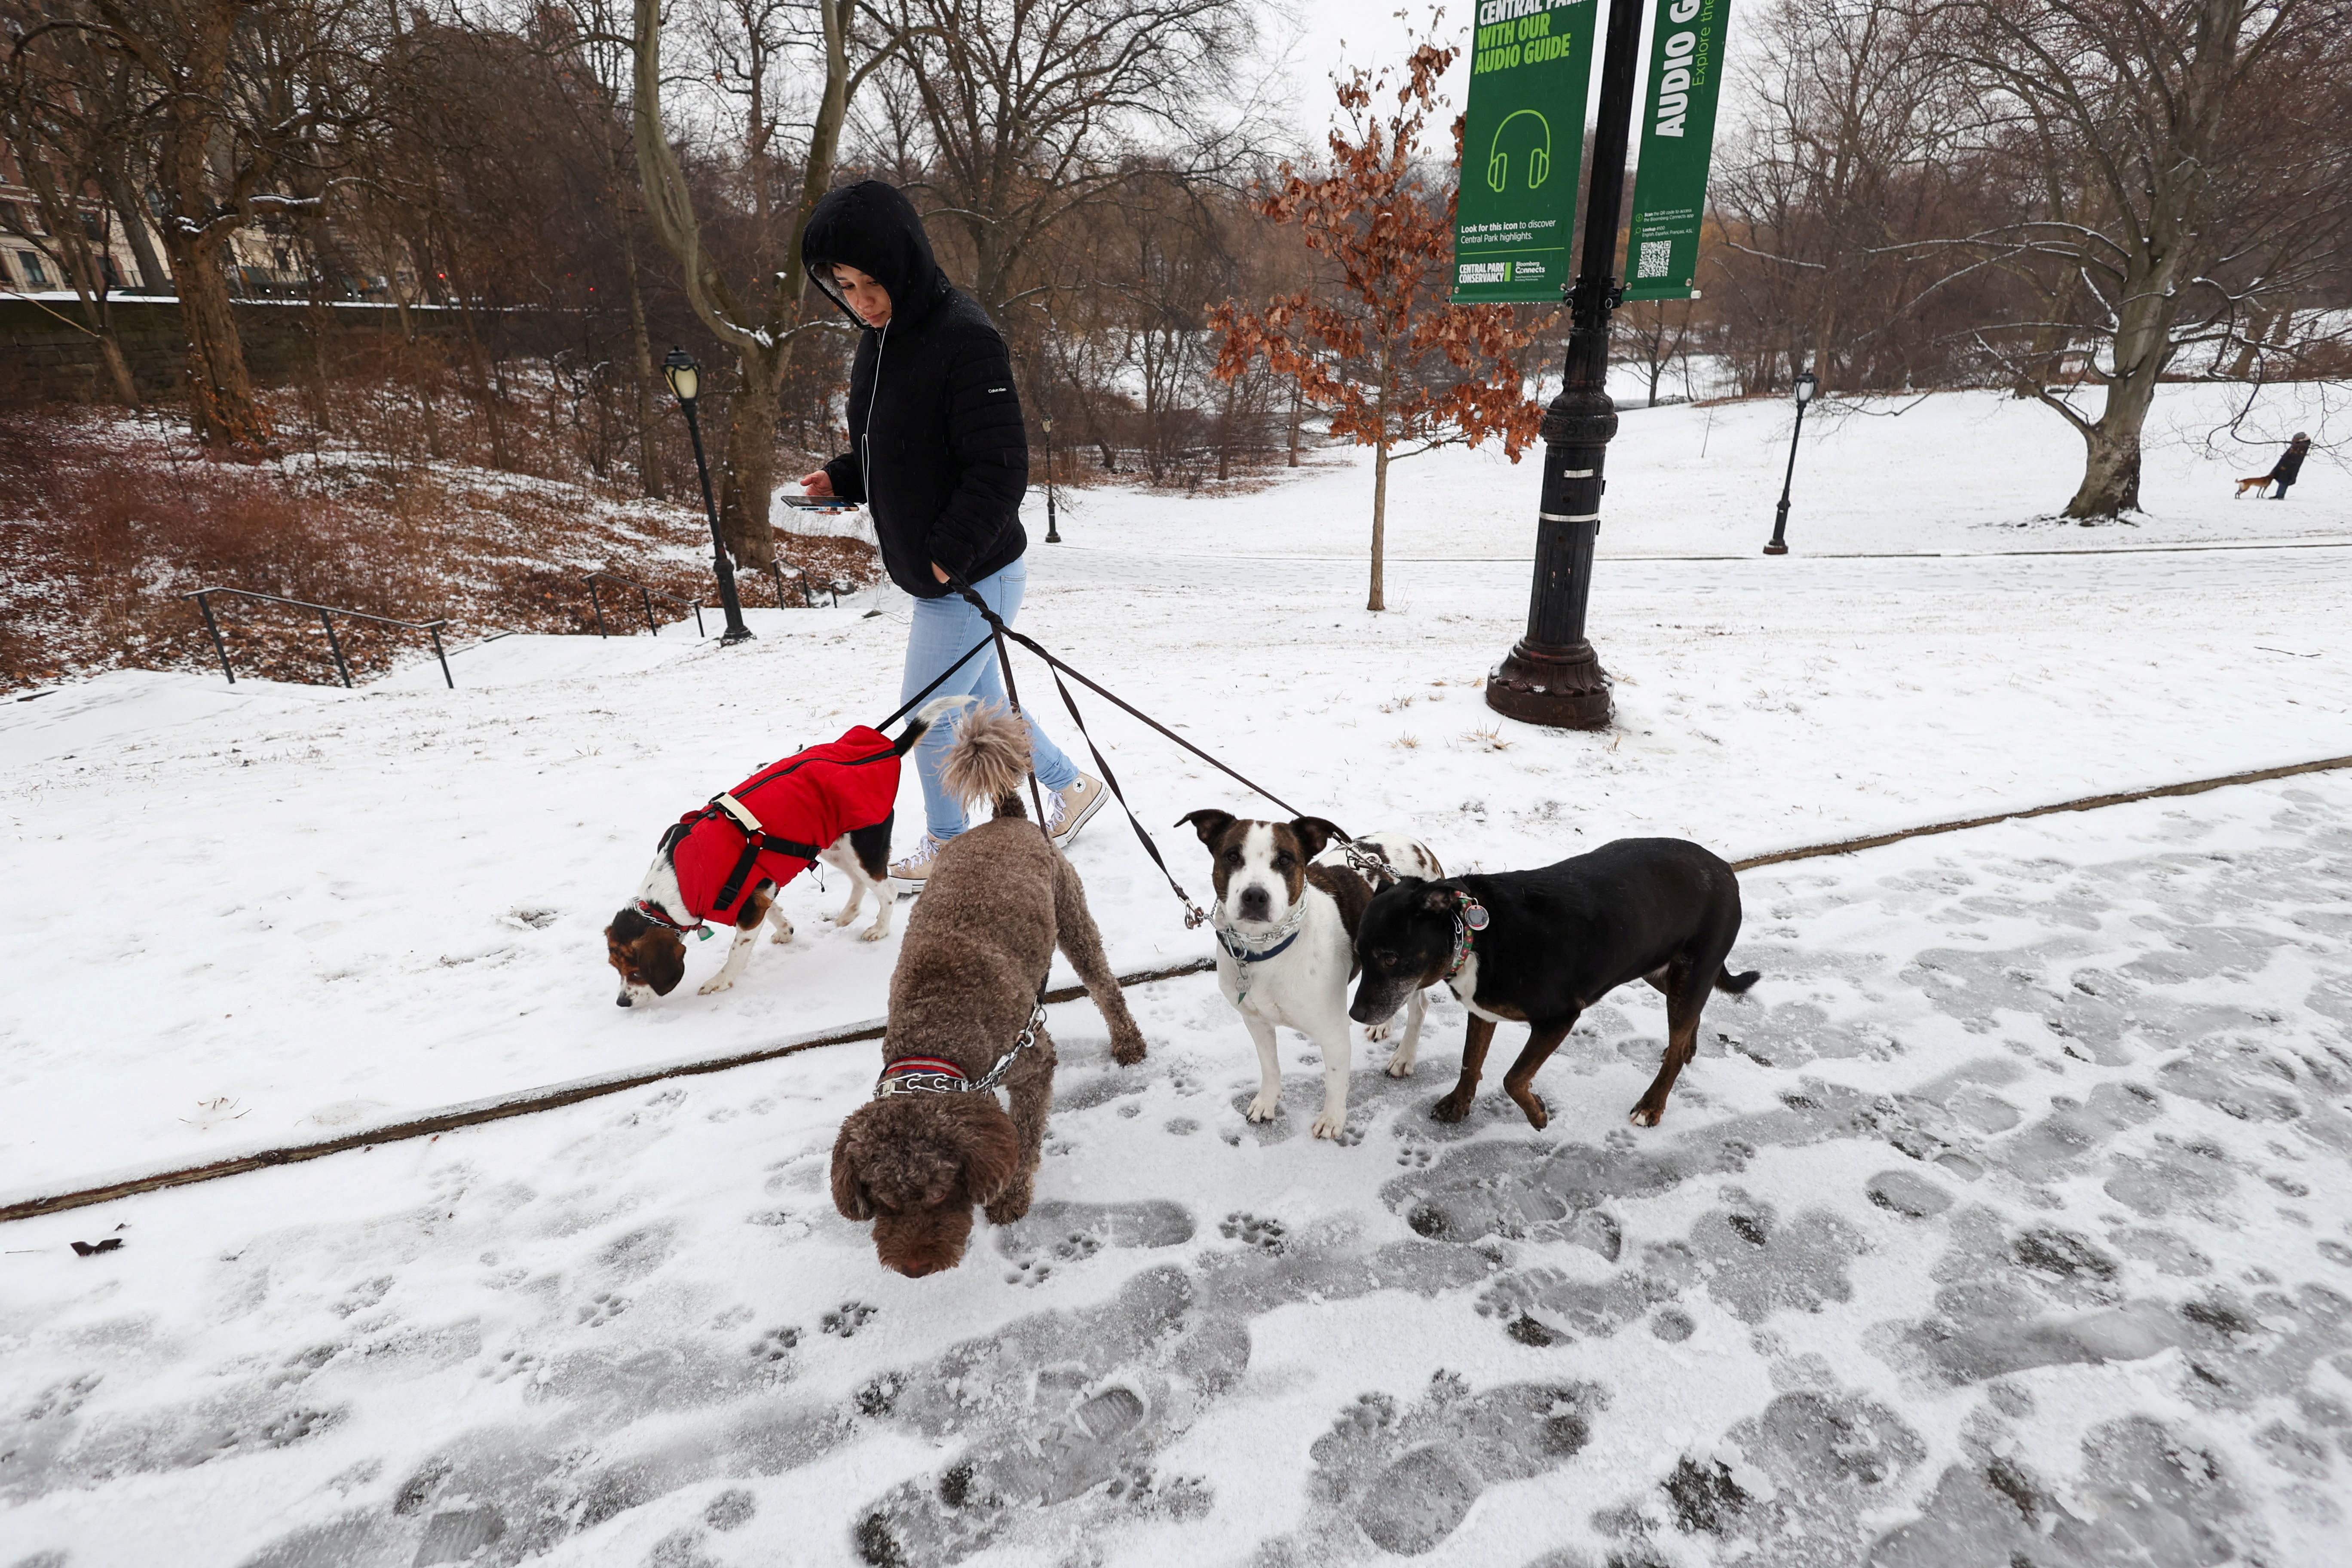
[1265,0,1749,162]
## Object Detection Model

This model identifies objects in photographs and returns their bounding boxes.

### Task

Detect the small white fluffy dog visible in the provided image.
[1178,812,1443,1139]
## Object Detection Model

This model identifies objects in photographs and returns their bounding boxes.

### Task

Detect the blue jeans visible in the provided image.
[900,562,1079,839]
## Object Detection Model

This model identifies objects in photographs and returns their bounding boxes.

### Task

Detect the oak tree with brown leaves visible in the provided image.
[1210,37,1542,612]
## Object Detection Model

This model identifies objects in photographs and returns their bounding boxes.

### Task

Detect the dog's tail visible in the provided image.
[1716,966,1762,994]
[893,694,979,756]
[939,702,1034,819]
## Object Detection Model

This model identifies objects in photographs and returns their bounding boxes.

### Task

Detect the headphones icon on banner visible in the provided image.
[1486,109,1553,192]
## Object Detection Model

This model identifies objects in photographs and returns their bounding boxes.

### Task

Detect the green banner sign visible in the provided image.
[1452,0,1600,305]
[1622,0,1732,301]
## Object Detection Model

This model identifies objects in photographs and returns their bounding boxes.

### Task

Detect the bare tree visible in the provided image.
[631,0,889,566]
[865,0,1255,321]
[1927,0,2352,516]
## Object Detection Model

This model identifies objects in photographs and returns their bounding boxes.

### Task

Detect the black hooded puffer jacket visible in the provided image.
[802,181,1027,598]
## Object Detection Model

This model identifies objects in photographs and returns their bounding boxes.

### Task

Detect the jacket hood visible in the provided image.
[800,180,952,331]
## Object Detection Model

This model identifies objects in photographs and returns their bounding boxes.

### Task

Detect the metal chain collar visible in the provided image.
[873,1002,1049,1099]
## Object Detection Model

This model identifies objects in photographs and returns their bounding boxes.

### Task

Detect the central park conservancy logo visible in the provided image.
[1458,258,1551,285]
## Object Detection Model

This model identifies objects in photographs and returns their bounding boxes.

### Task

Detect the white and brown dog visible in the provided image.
[604,697,968,1005]
[1178,812,1443,1139]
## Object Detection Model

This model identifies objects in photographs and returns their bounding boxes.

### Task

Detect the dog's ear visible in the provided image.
[1289,817,1345,859]
[607,906,649,942]
[1176,809,1235,845]
[1421,880,1458,915]
[957,1108,1023,1208]
[830,1130,875,1221]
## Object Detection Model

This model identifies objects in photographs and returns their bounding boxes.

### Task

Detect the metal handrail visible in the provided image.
[184,587,451,689]
[583,570,704,639]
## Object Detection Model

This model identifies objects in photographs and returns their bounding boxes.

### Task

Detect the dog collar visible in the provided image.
[873,1004,1049,1099]
[873,1056,971,1096]
[1213,900,1308,963]
[635,898,714,941]
[1445,892,1489,980]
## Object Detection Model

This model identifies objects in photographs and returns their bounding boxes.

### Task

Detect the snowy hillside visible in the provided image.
[2,379,2350,1567]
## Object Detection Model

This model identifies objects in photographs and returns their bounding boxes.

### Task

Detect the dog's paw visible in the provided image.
[698,975,738,995]
[1430,1091,1474,1124]
[831,906,860,927]
[1245,1092,1282,1124]
[1111,1032,1148,1067]
[858,923,889,943]
[1384,1044,1417,1078]
[769,919,795,945]
[1311,1106,1348,1140]
[1364,1018,1394,1043]
[1627,1103,1664,1128]
[1512,1090,1550,1130]
[984,1176,1035,1228]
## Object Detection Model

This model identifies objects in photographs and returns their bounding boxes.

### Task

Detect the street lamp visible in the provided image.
[1762,369,1819,557]
[1482,0,1650,731]
[1041,416,1061,542]
[662,346,755,645]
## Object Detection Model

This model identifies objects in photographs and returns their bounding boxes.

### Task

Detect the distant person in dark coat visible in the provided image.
[796,180,1105,881]
[2268,433,2311,499]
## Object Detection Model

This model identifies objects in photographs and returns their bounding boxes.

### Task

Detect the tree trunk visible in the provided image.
[717,348,781,569]
[2062,258,2175,519]
[161,225,267,448]
[1369,437,1390,612]
[619,224,663,498]
[99,155,168,294]
[1286,379,1302,467]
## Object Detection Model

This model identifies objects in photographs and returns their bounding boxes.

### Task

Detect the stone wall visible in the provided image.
[0,296,467,403]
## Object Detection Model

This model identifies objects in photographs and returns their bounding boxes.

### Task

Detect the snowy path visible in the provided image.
[3,535,2349,1199]
[3,773,2348,1567]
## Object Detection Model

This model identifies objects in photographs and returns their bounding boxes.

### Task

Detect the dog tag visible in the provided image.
[1463,902,1490,931]
[696,926,716,941]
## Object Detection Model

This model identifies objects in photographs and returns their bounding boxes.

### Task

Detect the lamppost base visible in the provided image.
[1485,639,1611,730]
[1762,541,1788,556]
[719,626,758,646]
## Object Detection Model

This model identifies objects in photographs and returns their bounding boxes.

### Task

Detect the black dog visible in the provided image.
[1349,838,1759,1130]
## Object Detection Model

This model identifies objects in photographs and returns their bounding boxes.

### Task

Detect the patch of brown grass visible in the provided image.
[0,408,881,689]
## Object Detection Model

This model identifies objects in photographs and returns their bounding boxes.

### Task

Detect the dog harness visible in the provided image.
[873,1000,1049,1098]
[663,726,903,925]
[1444,891,1490,980]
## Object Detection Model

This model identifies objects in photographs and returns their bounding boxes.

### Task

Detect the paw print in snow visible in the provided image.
[481,1348,545,1384]
[749,1325,800,1363]
[1220,1212,1287,1253]
[1396,1142,1434,1168]
[822,1301,878,1338]
[577,1292,628,1327]
[1005,1258,1055,1288]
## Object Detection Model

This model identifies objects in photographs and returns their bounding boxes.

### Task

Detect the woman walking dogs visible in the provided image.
[797,180,1105,881]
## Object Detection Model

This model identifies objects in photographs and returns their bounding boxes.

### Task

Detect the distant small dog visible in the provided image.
[1350,838,1759,1130]
[831,704,1147,1277]
[604,698,963,1006]
[2236,475,2272,498]
[1179,812,1442,1139]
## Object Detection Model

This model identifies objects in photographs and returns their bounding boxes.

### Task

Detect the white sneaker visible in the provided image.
[890,832,951,883]
[1045,774,1109,848]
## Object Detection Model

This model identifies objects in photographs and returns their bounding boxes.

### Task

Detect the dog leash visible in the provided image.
[946,575,1210,924]
[941,578,1408,926]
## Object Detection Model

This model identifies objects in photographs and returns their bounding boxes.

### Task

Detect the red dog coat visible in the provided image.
[666,726,902,923]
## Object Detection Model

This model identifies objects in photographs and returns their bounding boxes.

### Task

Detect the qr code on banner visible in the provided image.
[1635,240,1672,278]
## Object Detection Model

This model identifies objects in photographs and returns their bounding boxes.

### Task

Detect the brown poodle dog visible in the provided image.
[830,704,1148,1277]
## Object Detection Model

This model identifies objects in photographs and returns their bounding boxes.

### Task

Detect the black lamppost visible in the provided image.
[1763,369,1819,557]
[1483,0,1651,731]
[662,346,754,645]
[1041,416,1061,542]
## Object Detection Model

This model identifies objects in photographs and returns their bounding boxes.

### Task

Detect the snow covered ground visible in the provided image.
[3,379,2351,1565]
